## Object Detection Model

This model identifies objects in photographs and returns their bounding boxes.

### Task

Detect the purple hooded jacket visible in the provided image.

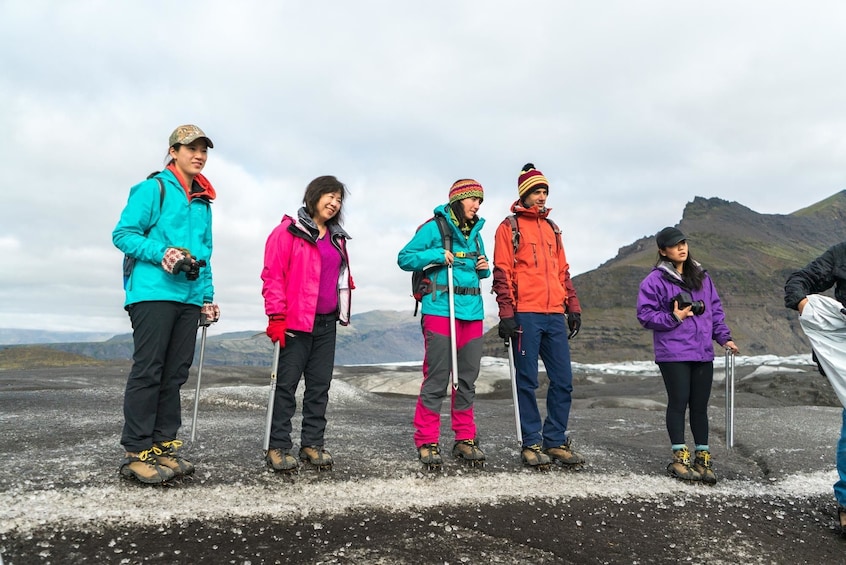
[636,262,733,362]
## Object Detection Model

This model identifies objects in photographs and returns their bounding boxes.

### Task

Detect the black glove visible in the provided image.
[567,312,581,340]
[498,317,518,339]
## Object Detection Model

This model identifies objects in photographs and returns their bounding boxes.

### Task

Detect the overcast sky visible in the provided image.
[3,1,846,336]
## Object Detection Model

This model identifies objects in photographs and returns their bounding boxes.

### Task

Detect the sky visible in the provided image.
[3,1,846,336]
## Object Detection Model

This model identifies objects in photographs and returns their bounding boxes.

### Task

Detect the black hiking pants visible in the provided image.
[658,361,713,447]
[269,313,337,450]
[121,301,200,453]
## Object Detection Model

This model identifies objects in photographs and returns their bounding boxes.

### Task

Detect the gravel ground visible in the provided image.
[2,358,845,564]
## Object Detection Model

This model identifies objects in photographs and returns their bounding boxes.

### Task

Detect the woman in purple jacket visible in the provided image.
[636,227,738,484]
[261,176,353,473]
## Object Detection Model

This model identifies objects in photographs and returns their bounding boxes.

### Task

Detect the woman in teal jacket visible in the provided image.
[112,124,220,485]
[397,179,490,469]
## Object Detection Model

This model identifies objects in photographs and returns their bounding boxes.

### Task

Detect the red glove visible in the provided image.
[266,316,287,346]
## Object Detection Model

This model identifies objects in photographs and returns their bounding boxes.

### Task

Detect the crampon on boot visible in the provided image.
[521,444,551,471]
[667,446,701,483]
[693,450,717,485]
[452,439,485,468]
[544,439,585,469]
[266,448,299,474]
[153,439,195,478]
[418,443,442,471]
[119,448,175,485]
[299,445,333,471]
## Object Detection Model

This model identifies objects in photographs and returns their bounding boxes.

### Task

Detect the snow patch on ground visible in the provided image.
[1,470,835,536]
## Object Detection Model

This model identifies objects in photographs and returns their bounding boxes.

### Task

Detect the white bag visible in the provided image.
[799,294,846,408]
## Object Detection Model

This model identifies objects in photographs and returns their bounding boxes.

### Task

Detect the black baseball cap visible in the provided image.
[656,227,688,248]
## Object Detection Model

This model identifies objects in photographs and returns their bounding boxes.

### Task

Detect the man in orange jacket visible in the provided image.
[492,163,585,469]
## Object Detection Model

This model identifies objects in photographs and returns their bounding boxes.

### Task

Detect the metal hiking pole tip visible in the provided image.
[263,340,281,453]
[447,263,459,391]
[506,337,523,445]
[190,316,209,443]
[725,348,735,450]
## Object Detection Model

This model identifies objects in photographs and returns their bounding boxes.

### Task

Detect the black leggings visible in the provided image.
[658,361,713,447]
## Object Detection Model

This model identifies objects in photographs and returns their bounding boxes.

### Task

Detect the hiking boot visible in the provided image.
[521,444,551,469]
[452,439,486,467]
[153,440,194,477]
[545,439,586,468]
[693,450,717,485]
[667,446,701,482]
[838,505,846,537]
[266,448,299,473]
[119,448,175,484]
[418,443,443,469]
[299,445,333,470]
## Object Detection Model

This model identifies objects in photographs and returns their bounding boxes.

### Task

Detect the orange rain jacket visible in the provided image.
[492,201,581,319]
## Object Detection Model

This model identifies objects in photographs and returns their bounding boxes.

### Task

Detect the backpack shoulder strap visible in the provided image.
[142,175,166,236]
[546,218,562,252]
[433,214,453,252]
[507,214,520,254]
[147,171,166,207]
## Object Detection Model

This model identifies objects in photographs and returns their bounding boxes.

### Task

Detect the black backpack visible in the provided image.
[411,215,453,316]
[122,172,165,287]
[505,214,561,257]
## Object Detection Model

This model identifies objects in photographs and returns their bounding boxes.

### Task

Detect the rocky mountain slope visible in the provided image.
[8,191,846,366]
[484,191,846,363]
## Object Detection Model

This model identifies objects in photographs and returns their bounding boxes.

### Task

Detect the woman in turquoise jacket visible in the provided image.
[397,179,490,469]
[112,124,220,485]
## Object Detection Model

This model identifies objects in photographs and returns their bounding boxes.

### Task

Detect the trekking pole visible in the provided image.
[725,348,735,450]
[506,337,523,445]
[446,263,459,391]
[263,340,281,453]
[189,315,209,443]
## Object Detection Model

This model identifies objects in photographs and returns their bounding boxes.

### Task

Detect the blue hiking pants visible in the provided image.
[511,312,574,448]
[836,409,846,507]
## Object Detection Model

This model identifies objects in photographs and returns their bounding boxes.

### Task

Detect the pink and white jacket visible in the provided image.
[261,213,353,331]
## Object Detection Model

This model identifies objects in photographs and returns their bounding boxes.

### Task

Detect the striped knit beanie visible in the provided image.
[448,179,484,204]
[517,163,549,199]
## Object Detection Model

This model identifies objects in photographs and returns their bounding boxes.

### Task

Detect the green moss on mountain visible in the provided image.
[485,192,846,363]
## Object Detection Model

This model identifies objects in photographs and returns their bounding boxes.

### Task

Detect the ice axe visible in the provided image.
[725,348,735,450]
[447,263,459,391]
[189,314,209,443]
[506,337,523,445]
[263,340,281,453]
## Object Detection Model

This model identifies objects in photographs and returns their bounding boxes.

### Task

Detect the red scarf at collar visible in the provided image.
[166,162,217,201]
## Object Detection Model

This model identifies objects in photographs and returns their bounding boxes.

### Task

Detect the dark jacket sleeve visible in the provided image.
[784,244,842,310]
[564,270,581,314]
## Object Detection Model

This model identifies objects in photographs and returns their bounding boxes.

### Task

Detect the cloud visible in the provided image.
[3,1,846,334]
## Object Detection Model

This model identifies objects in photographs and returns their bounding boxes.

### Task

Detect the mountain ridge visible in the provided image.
[5,191,846,365]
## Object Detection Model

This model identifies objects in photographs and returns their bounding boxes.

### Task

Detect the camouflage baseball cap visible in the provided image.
[168,124,214,148]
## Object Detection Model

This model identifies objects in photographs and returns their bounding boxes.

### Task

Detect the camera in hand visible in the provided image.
[179,259,207,281]
[671,291,705,315]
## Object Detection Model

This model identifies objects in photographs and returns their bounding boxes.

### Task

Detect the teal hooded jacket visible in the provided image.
[113,169,214,308]
[398,203,489,321]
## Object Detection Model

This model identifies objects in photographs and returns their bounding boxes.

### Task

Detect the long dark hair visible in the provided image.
[655,251,705,291]
[449,199,479,233]
[303,176,347,225]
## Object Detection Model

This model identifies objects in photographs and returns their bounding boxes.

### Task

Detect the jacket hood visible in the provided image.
[434,202,485,238]
[285,208,351,241]
[510,200,552,218]
[164,163,216,201]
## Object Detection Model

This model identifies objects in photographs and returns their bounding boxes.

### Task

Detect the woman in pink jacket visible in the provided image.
[261,176,353,473]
